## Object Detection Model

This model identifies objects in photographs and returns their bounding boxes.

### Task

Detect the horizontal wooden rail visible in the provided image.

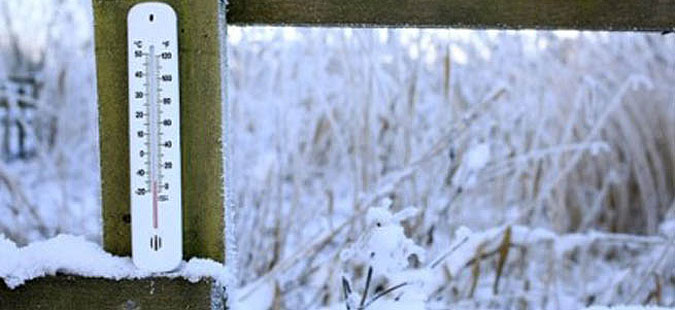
[0,276,220,310]
[227,0,675,31]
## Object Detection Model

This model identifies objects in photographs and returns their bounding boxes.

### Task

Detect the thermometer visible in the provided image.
[127,2,182,272]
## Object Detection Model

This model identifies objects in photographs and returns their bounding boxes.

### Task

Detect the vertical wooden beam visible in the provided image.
[93,0,224,261]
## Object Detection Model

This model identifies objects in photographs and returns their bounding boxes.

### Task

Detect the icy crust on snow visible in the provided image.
[0,234,233,289]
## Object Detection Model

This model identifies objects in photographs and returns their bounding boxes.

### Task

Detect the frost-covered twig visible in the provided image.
[0,161,49,238]
[342,276,353,310]
[359,266,373,308]
[237,112,477,301]
[238,209,367,301]
[428,235,469,269]
[529,75,654,228]
[361,282,408,309]
[626,235,674,303]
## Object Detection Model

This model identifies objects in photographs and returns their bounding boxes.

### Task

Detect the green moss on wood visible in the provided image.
[93,0,224,262]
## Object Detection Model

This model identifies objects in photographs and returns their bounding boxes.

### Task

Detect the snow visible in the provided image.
[582,307,675,310]
[451,142,492,188]
[231,281,275,310]
[660,220,675,238]
[465,142,491,170]
[339,204,428,310]
[342,203,425,273]
[0,234,233,289]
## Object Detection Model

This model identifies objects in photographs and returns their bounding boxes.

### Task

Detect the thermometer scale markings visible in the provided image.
[128,2,182,272]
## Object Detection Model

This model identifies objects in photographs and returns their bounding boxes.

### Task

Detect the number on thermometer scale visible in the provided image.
[128,2,181,272]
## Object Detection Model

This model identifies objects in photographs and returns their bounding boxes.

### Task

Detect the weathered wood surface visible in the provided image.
[93,0,225,261]
[227,0,675,31]
[0,276,215,310]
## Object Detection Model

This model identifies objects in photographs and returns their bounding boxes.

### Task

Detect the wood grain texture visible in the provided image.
[0,276,215,310]
[93,0,225,261]
[227,0,675,31]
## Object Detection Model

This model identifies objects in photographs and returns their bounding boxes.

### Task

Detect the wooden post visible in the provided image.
[93,0,225,261]
[0,3,225,309]
[0,277,216,310]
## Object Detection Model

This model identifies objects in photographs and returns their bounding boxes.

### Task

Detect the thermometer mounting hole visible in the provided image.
[149,14,154,22]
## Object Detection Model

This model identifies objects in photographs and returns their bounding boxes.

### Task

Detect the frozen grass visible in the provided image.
[0,0,99,245]
[227,28,675,309]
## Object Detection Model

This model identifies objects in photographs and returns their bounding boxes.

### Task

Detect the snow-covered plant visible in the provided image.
[339,199,427,310]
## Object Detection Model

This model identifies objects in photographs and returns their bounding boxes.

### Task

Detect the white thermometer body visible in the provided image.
[128,2,182,272]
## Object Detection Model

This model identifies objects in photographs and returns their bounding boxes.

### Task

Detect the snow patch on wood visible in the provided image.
[0,234,233,289]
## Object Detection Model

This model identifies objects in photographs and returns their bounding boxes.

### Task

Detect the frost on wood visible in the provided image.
[0,234,233,289]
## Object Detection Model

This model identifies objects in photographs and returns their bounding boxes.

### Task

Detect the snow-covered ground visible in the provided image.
[1,0,675,309]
